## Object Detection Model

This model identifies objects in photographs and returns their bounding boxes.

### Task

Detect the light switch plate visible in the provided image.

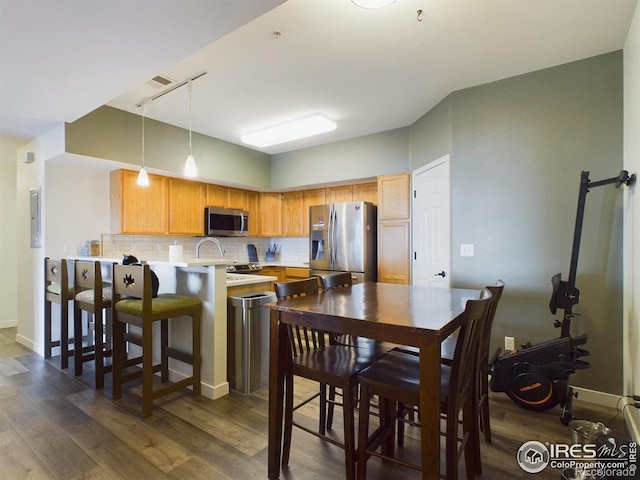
[461,244,474,257]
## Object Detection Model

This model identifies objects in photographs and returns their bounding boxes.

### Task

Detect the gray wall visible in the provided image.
[65,106,272,190]
[411,51,624,394]
[270,127,410,190]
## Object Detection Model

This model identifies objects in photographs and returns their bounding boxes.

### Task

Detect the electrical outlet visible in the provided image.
[461,244,474,257]
[505,336,515,351]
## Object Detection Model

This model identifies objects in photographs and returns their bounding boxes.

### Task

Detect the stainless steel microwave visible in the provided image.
[204,207,249,237]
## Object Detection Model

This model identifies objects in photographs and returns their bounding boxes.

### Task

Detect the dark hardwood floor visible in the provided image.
[0,327,629,479]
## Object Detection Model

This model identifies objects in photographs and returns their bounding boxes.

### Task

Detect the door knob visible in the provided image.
[434,271,446,278]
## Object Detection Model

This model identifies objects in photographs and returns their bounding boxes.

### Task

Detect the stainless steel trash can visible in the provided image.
[228,291,277,394]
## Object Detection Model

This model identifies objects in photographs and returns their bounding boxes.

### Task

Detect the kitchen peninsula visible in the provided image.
[80,256,277,400]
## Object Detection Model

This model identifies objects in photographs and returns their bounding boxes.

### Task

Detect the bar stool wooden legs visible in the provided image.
[44,257,74,369]
[111,264,201,417]
[73,260,114,389]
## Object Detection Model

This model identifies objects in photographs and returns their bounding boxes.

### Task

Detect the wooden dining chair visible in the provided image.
[356,289,492,480]
[44,257,74,369]
[275,277,388,480]
[396,280,505,459]
[73,260,114,388]
[111,263,201,417]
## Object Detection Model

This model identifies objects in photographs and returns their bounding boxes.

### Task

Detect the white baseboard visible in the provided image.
[0,318,17,329]
[571,386,622,409]
[15,333,35,351]
[169,369,229,400]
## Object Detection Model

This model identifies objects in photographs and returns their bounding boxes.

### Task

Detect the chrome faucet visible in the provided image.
[196,237,225,259]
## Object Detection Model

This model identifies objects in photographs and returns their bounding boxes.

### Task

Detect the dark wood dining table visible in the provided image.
[267,282,480,480]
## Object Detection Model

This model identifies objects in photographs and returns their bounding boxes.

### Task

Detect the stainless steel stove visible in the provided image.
[226,262,263,274]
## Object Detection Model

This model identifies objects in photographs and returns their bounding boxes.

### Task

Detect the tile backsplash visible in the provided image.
[101,234,309,265]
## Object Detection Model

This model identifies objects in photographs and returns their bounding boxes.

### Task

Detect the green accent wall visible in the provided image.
[65,106,272,190]
[411,51,624,394]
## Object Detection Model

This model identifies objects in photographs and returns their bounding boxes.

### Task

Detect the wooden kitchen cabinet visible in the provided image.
[227,188,247,209]
[205,184,227,207]
[245,190,260,237]
[326,185,353,203]
[110,169,169,234]
[285,267,310,281]
[377,173,411,285]
[377,173,411,220]
[354,182,378,205]
[378,220,411,284]
[260,192,283,237]
[282,191,305,237]
[260,266,286,283]
[168,178,205,235]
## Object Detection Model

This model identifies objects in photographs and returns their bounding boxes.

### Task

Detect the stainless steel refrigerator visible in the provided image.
[309,201,377,283]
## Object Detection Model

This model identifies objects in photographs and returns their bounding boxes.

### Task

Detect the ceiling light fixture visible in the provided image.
[184,80,197,177]
[351,0,396,9]
[241,113,337,148]
[137,100,150,187]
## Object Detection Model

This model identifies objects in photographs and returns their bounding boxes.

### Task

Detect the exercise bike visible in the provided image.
[489,170,635,424]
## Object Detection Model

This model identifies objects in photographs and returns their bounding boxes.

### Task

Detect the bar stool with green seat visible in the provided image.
[111,263,201,417]
[44,257,74,369]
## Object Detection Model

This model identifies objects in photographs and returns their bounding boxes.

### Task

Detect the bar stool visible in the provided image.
[111,263,201,417]
[73,260,114,389]
[44,257,74,369]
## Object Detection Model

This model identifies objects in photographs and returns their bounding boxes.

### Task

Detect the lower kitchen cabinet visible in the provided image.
[285,267,310,281]
[378,220,411,285]
[260,267,287,283]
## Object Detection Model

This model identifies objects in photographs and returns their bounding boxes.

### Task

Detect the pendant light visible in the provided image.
[184,79,197,177]
[137,100,150,187]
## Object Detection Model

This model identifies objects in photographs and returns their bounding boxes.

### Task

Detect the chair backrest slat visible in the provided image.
[275,278,323,357]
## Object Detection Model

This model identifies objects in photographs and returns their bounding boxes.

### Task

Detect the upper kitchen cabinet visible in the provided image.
[282,191,305,237]
[326,185,353,203]
[206,184,227,207]
[110,169,169,234]
[245,191,260,237]
[377,173,410,220]
[354,182,378,205]
[227,188,248,210]
[169,178,205,235]
[260,192,283,237]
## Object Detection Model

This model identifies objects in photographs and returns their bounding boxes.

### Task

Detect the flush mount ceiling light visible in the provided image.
[241,113,337,148]
[351,0,396,9]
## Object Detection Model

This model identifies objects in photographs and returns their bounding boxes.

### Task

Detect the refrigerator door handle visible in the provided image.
[332,208,338,267]
[329,207,335,265]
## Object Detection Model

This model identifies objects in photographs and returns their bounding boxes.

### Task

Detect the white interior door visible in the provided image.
[412,155,451,287]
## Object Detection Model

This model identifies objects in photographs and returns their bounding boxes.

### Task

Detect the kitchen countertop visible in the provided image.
[226,273,278,287]
[68,256,229,268]
[261,261,310,269]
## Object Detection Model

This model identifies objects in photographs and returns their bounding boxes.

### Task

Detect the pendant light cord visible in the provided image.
[141,102,146,168]
[188,80,193,155]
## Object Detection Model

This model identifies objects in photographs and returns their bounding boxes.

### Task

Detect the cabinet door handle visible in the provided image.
[434,271,446,278]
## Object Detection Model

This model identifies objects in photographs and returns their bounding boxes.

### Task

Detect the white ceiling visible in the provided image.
[1,0,637,155]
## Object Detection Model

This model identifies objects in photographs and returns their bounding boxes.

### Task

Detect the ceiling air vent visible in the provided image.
[146,75,174,89]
